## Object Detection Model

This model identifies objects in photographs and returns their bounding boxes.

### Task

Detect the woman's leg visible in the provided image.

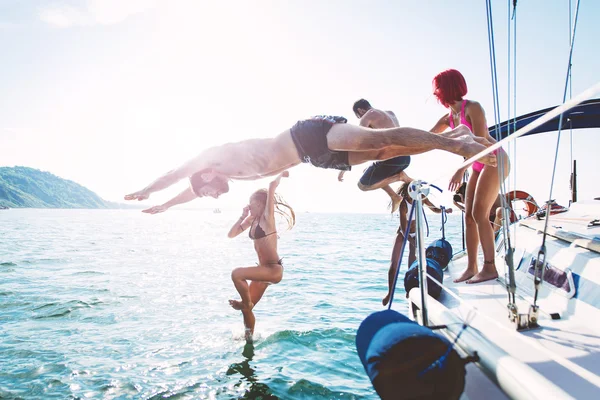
[454,171,481,283]
[467,155,510,283]
[249,281,270,306]
[230,265,283,338]
[230,265,283,310]
[407,234,417,267]
[466,170,504,283]
[383,231,405,306]
[229,281,270,311]
[233,282,271,340]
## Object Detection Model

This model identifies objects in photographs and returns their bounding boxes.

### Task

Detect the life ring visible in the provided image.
[505,190,539,216]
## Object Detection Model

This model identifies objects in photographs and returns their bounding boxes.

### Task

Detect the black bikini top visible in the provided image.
[249,220,277,240]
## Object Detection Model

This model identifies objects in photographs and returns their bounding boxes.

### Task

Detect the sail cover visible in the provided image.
[489,98,600,140]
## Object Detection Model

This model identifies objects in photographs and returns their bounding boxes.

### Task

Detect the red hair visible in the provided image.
[432,69,468,108]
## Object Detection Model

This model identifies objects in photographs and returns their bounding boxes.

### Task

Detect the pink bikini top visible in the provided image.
[450,100,498,170]
[448,100,472,131]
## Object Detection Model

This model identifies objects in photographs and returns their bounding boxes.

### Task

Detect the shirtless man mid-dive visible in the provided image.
[125,115,495,213]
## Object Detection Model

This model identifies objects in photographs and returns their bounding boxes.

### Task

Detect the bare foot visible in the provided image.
[382,293,391,306]
[389,194,402,214]
[229,300,254,311]
[466,270,499,284]
[229,300,244,310]
[124,190,149,201]
[458,136,497,167]
[453,269,476,283]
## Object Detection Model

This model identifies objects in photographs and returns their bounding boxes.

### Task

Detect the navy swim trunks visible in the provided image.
[289,115,352,171]
[359,156,411,186]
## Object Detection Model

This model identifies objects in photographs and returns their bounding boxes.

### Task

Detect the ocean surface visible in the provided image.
[0,209,465,400]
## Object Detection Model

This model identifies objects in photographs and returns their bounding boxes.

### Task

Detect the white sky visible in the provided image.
[1,0,598,213]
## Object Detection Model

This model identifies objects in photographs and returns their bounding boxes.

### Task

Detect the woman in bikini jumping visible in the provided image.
[430,69,510,284]
[227,171,295,340]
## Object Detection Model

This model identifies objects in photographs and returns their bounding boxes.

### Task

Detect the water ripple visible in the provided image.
[0,209,464,399]
[1,262,17,267]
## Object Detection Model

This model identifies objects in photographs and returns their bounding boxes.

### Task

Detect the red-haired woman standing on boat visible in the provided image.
[430,69,510,283]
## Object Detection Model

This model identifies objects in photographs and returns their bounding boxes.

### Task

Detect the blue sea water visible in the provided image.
[0,209,465,399]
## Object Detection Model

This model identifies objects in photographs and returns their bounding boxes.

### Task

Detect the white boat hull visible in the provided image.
[407,202,600,399]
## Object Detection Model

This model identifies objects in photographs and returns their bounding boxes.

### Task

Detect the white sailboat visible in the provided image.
[408,198,600,399]
[404,0,600,397]
[357,1,600,398]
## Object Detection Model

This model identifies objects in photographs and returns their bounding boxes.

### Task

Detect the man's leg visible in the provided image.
[360,170,412,190]
[357,158,412,213]
[327,124,496,166]
[357,168,412,192]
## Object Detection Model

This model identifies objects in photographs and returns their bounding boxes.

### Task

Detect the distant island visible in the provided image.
[0,166,134,209]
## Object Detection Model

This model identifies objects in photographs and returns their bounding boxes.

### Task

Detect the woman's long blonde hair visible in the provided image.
[251,189,296,230]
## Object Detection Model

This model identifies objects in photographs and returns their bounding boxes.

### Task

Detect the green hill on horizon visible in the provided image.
[0,166,130,209]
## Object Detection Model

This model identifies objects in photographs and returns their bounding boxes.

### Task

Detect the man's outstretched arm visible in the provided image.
[141,187,197,214]
[125,152,211,201]
[125,169,185,201]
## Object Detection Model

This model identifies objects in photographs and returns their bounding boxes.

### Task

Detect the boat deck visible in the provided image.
[431,252,600,399]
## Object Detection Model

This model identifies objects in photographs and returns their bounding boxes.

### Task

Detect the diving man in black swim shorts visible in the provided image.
[337,99,413,213]
[125,111,496,211]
